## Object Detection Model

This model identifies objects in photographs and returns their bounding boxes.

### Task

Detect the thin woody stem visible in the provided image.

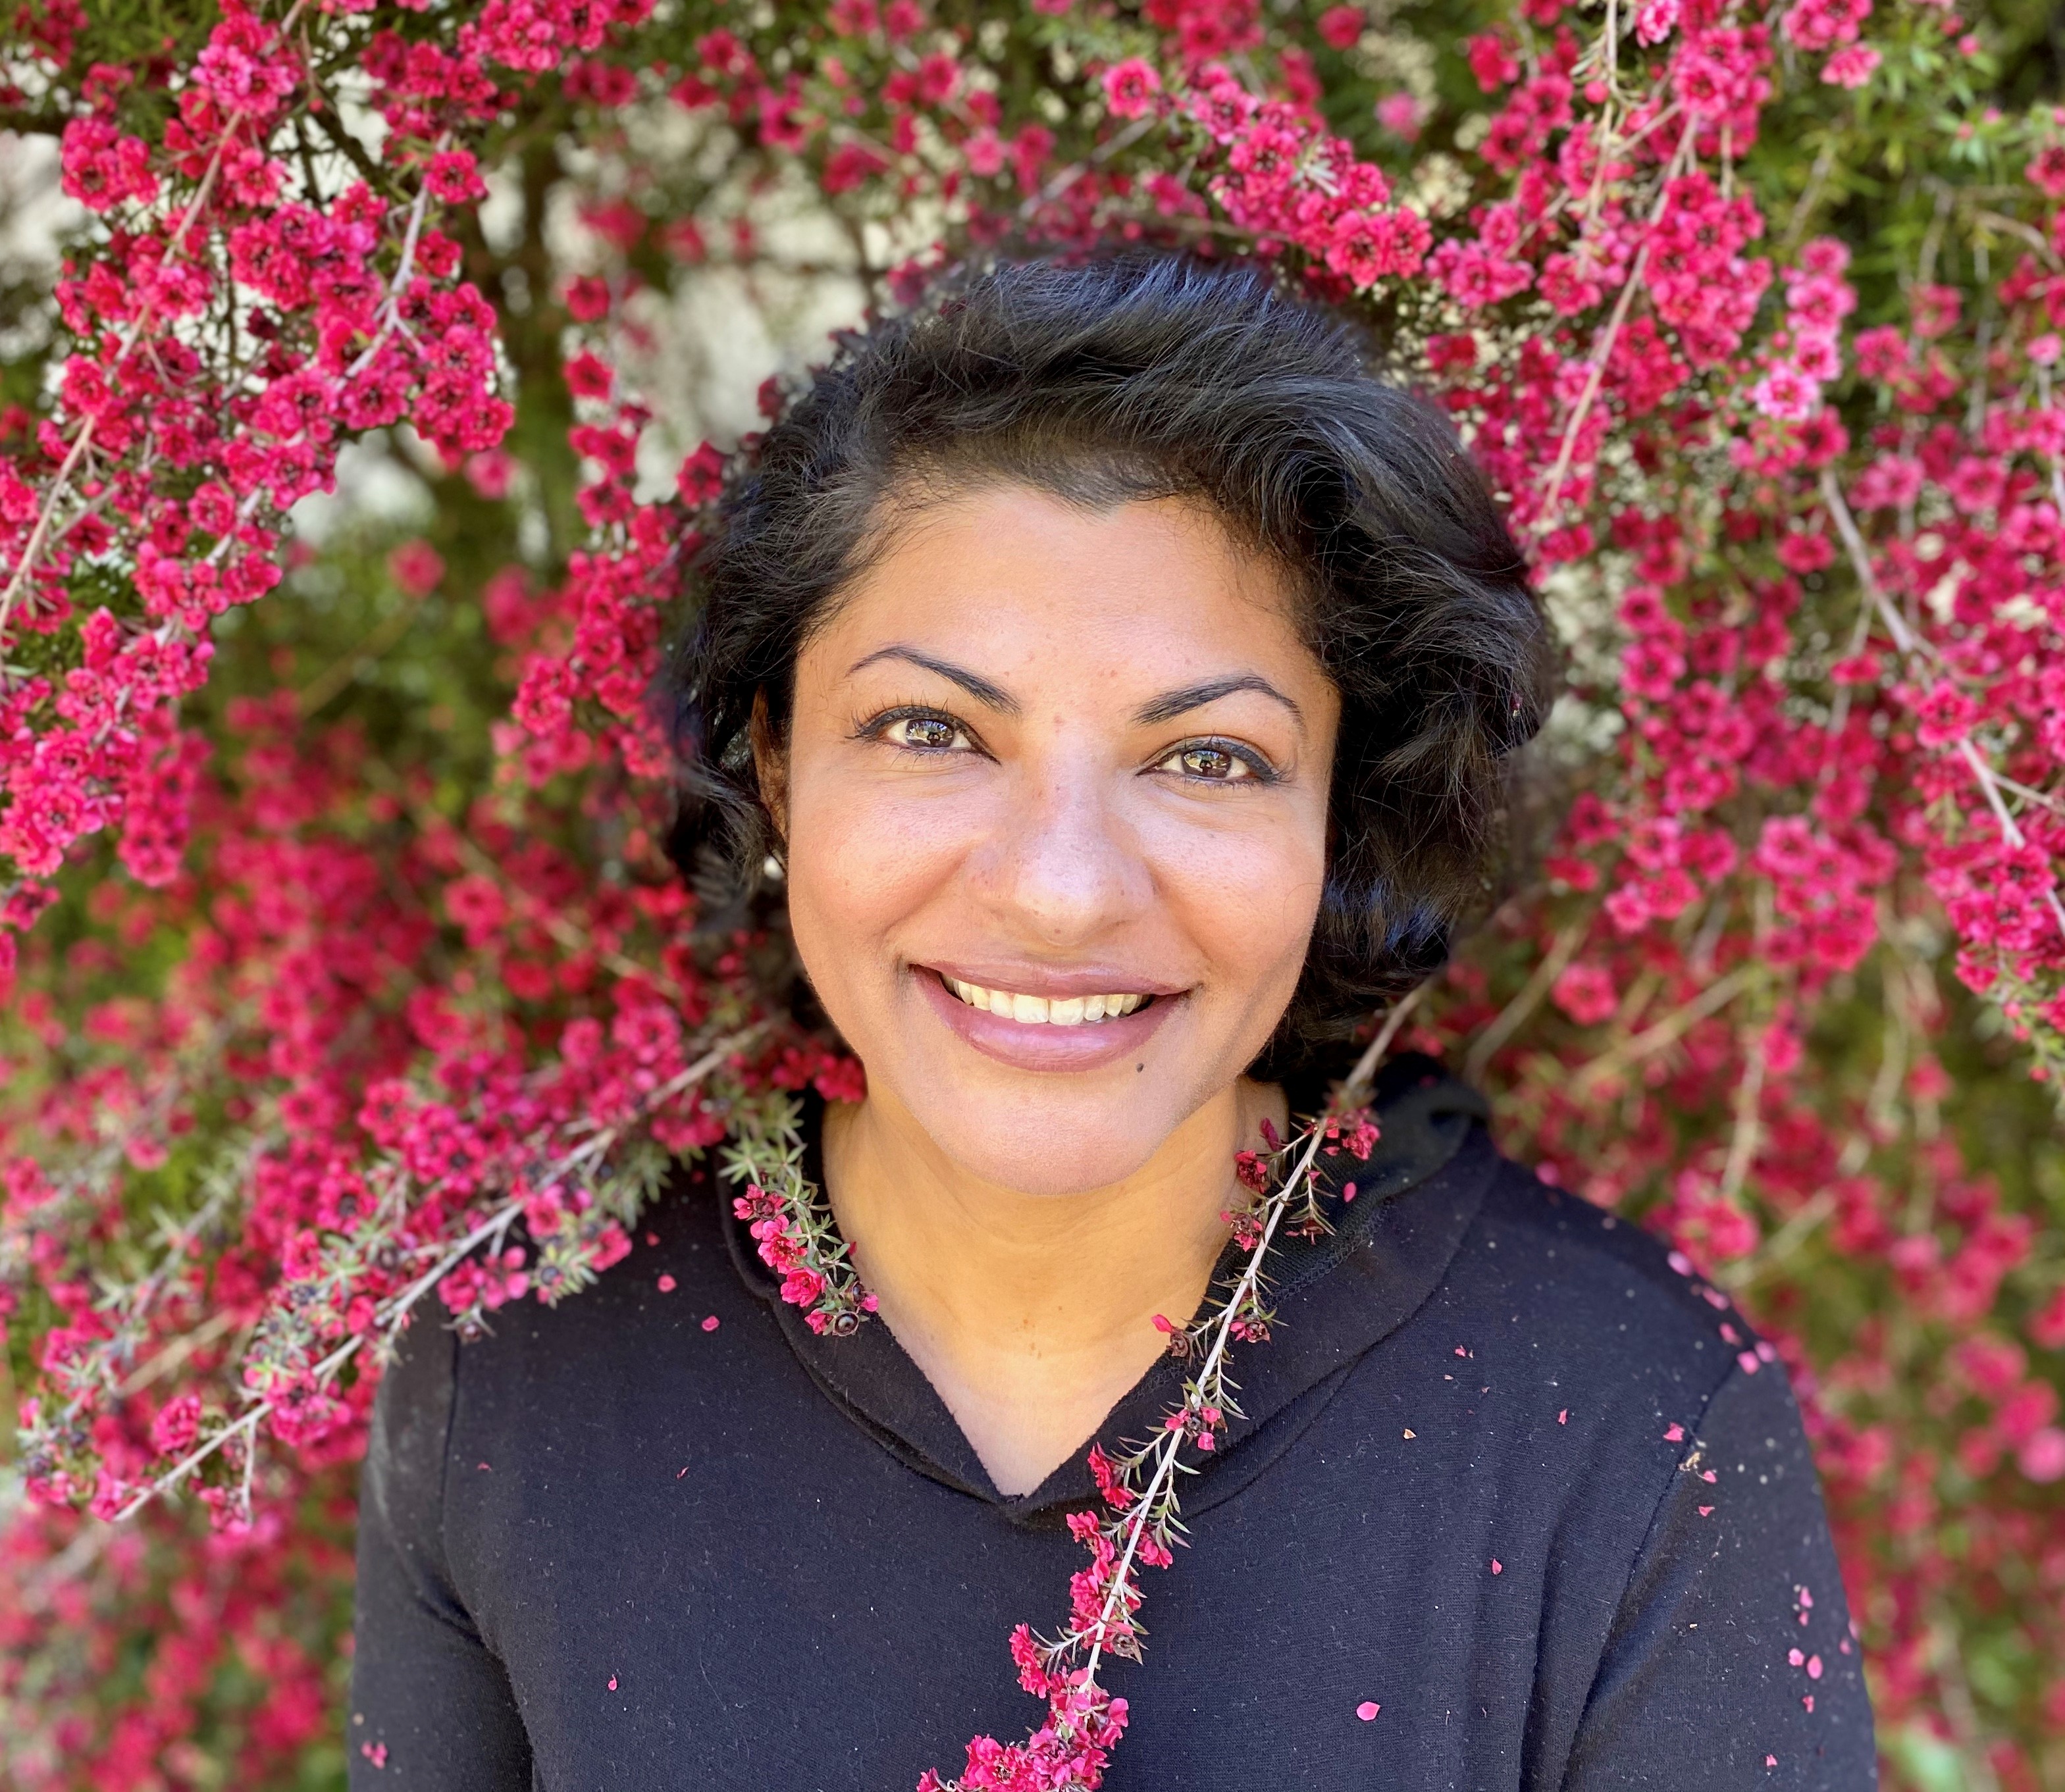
[0,133,227,642]
[1028,113,1160,217]
[1958,738,2065,937]
[1538,115,1698,525]
[1820,469,1921,658]
[0,0,313,642]
[1716,1029,1767,1207]
[1572,966,1754,1090]
[113,1033,751,1522]
[1079,1116,1332,1688]
[342,134,448,381]
[1344,983,1427,1102]
[1464,915,1591,1086]
[1823,471,2065,936]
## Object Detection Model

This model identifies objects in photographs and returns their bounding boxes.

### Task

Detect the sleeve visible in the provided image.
[349,1309,536,1790]
[1562,1360,1878,1791]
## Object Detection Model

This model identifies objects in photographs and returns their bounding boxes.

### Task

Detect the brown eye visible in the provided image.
[1156,741,1261,782]
[882,715,970,752]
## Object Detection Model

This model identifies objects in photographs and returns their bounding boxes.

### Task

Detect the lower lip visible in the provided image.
[914,969,1178,1073]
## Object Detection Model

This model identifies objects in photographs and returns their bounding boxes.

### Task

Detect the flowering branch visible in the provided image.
[724,1098,877,1336]
[95,1031,750,1526]
[916,1104,1378,1792]
[1536,114,1698,524]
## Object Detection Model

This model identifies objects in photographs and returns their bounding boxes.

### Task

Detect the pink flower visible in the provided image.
[59,118,159,212]
[1317,5,1365,49]
[149,1394,203,1457]
[1634,0,1679,45]
[1465,30,1519,91]
[1910,282,1963,339]
[1751,363,1820,422]
[1912,681,1977,748]
[964,129,1006,177]
[1327,208,1428,287]
[1820,44,1880,88]
[2027,144,2065,199]
[1101,58,1162,120]
[821,140,890,194]
[425,149,487,203]
[1374,92,1425,140]
[1553,962,1619,1027]
[2017,1427,2065,1483]
[1783,0,1871,53]
[564,351,614,400]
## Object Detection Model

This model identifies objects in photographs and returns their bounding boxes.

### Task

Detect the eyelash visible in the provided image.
[1151,736,1280,784]
[854,705,981,755]
[854,707,1281,786]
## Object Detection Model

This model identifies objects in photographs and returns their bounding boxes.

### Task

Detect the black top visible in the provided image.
[348,1059,1876,1790]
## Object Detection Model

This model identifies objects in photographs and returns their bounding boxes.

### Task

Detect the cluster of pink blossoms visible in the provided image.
[0,0,533,993]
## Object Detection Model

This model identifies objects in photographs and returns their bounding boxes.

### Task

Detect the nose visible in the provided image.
[981,749,1153,948]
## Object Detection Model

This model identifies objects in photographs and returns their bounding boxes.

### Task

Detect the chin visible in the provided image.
[898,1079,1190,1198]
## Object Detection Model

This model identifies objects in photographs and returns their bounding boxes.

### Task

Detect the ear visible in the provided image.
[749,688,790,850]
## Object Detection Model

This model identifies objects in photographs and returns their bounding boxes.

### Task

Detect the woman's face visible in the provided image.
[771,485,1340,1196]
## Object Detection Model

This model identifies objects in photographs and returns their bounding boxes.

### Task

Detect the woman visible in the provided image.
[350,256,1875,1789]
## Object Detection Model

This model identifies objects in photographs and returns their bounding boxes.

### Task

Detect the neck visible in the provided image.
[822,1077,1287,1497]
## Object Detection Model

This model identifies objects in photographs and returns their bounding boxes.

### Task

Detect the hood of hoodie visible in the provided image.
[723,1053,1495,1523]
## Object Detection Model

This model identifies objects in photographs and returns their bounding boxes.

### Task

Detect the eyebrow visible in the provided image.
[1134,674,1304,731]
[845,650,1303,733]
[847,646,1021,715]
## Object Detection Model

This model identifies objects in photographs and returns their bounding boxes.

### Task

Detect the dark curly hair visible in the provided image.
[664,252,1557,1071]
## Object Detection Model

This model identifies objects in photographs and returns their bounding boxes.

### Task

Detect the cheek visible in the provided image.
[1137,798,1330,992]
[783,772,972,990]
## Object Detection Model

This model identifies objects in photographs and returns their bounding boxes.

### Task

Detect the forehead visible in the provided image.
[803,485,1324,696]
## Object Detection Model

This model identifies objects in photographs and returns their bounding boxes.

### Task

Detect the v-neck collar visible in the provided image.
[721,1054,1494,1525]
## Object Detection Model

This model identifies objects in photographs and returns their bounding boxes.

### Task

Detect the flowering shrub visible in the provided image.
[2,0,2065,1785]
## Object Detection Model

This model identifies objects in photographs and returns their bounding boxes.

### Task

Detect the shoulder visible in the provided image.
[421,1158,744,1420]
[1421,1148,1766,1425]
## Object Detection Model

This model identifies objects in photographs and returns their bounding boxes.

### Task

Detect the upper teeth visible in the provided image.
[941,977,1148,1025]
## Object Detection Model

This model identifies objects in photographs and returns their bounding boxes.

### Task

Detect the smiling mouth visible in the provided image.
[938,975,1155,1027]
